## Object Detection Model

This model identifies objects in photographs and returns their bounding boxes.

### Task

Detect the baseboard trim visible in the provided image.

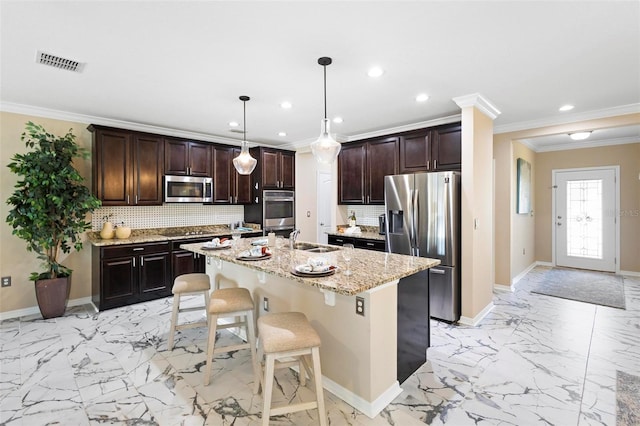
[493,283,513,292]
[0,296,95,321]
[511,262,538,286]
[621,270,640,277]
[459,302,495,327]
[321,375,403,419]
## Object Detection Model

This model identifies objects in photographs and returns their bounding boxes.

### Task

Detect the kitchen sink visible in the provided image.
[292,242,340,253]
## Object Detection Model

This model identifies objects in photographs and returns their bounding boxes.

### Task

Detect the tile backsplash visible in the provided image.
[92,205,245,231]
[345,205,385,226]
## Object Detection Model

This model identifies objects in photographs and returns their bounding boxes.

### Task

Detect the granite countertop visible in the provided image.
[88,224,262,247]
[182,237,439,296]
[326,225,386,241]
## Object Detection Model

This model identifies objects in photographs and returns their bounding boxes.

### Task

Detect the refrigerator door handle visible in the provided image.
[431,268,446,274]
[412,188,419,253]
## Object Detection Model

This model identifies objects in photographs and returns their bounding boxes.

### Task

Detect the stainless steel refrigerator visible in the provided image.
[385,171,461,322]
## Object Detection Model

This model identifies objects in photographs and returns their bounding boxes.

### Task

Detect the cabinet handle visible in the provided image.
[433,160,437,169]
[229,196,233,203]
[361,195,364,203]
[366,242,374,246]
[336,238,344,243]
[133,248,144,251]
[255,197,259,204]
[431,268,445,274]
[133,257,136,267]
[140,257,144,267]
[135,195,138,204]
[367,195,370,204]
[127,194,130,204]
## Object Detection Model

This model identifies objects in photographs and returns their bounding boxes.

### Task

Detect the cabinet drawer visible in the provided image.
[327,235,355,246]
[101,242,170,259]
[354,239,386,252]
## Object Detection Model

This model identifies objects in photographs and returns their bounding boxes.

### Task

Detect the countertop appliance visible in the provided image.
[244,189,295,237]
[164,175,213,203]
[384,171,461,382]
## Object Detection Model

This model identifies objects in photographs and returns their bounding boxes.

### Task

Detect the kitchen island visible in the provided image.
[181,238,440,418]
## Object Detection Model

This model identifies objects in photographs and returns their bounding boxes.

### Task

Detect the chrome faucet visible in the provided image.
[289,229,300,249]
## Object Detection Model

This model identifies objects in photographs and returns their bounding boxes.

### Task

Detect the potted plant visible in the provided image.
[6,121,101,318]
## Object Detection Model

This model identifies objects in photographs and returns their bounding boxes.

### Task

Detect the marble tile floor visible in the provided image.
[0,265,638,425]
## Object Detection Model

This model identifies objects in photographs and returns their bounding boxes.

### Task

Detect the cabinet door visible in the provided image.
[132,133,164,205]
[432,124,462,171]
[233,148,253,204]
[188,142,212,177]
[280,151,295,189]
[101,257,136,307]
[171,250,197,281]
[164,138,190,176]
[94,129,132,206]
[261,150,280,188]
[366,137,399,204]
[138,252,171,299]
[338,143,366,204]
[213,146,233,203]
[399,130,431,173]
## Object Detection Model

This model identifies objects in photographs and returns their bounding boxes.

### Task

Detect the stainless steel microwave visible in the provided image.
[164,175,213,203]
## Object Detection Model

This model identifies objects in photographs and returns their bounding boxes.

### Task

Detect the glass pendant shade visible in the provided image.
[311,118,341,164]
[233,96,257,175]
[312,56,341,164]
[233,140,257,175]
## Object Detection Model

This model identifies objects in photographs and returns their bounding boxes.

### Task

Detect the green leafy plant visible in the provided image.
[6,121,101,280]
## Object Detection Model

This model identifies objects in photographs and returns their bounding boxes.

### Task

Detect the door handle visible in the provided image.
[557,222,562,226]
[431,268,445,274]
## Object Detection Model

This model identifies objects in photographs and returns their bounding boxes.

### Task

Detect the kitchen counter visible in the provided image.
[181,237,440,418]
[181,237,438,296]
[87,224,262,247]
[327,225,385,241]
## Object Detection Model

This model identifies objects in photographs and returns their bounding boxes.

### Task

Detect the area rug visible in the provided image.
[617,371,640,426]
[530,267,625,309]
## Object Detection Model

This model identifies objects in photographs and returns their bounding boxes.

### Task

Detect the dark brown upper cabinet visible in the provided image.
[212,145,252,204]
[90,125,164,206]
[251,147,295,190]
[399,123,461,173]
[338,136,399,205]
[164,138,212,177]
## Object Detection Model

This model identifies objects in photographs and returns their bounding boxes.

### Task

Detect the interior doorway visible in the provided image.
[553,167,618,272]
[317,170,332,244]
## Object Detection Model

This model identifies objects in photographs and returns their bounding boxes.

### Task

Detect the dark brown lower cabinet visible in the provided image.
[92,242,171,310]
[170,238,210,282]
[327,235,386,252]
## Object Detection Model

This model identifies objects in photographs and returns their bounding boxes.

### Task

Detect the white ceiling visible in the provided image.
[1,1,639,150]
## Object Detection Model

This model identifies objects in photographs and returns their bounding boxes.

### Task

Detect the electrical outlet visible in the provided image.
[263,297,269,312]
[1,276,11,287]
[355,296,365,316]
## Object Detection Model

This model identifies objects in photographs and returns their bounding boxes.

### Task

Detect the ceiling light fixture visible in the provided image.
[559,104,575,112]
[310,57,341,164]
[333,117,343,124]
[278,132,287,137]
[229,121,239,127]
[232,96,257,175]
[280,101,292,109]
[416,93,430,102]
[569,131,592,141]
[368,66,384,78]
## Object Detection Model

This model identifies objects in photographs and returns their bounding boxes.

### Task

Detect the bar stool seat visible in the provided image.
[257,312,327,426]
[167,273,211,350]
[204,287,260,387]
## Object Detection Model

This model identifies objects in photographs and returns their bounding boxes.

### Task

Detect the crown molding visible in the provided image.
[0,101,249,147]
[526,135,640,153]
[452,93,501,120]
[494,103,640,134]
[347,114,462,142]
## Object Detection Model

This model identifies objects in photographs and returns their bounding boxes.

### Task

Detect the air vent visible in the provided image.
[36,50,85,72]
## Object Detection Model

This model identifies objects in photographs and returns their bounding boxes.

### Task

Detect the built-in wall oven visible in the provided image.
[263,190,295,234]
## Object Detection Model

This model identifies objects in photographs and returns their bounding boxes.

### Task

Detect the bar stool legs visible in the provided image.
[167,273,211,350]
[203,287,260,387]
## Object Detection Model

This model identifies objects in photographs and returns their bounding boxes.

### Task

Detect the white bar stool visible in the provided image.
[167,273,210,350]
[204,287,260,387]
[256,311,327,426]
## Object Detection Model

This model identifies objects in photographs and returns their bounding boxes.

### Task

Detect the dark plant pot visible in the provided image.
[34,276,70,319]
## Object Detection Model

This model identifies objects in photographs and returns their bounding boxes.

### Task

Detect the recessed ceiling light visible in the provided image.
[368,67,384,78]
[569,131,591,140]
[333,117,343,124]
[229,121,239,127]
[559,104,574,112]
[280,101,292,109]
[416,93,430,102]
[278,132,287,137]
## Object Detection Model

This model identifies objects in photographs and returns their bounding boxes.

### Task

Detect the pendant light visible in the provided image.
[310,57,341,164]
[233,95,257,175]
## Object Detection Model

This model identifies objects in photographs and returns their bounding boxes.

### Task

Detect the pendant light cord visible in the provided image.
[243,100,246,141]
[323,64,327,120]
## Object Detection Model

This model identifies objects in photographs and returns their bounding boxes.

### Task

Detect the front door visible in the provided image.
[554,168,617,272]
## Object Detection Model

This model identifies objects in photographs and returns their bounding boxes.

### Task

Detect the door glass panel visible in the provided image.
[566,179,602,259]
